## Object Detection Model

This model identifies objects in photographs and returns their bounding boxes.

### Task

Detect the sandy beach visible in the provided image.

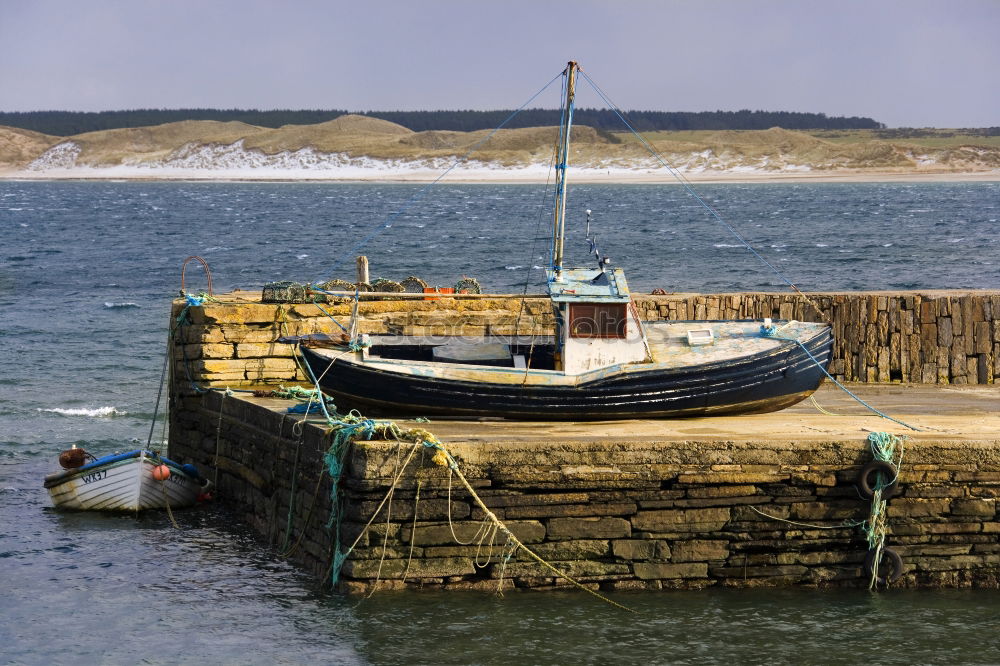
[3,165,998,184]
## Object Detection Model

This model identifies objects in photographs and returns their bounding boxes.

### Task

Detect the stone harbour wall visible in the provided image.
[168,393,1000,593]
[170,290,1000,391]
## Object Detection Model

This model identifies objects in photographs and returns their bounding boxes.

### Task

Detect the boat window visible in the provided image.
[569,303,627,339]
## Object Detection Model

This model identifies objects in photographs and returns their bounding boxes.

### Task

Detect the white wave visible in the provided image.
[103,302,140,309]
[504,265,524,270]
[38,406,126,417]
[713,243,744,248]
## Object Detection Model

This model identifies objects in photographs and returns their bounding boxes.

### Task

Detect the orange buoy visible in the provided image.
[151,464,171,481]
[59,448,88,469]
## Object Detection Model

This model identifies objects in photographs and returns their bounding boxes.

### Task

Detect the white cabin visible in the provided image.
[548,267,649,375]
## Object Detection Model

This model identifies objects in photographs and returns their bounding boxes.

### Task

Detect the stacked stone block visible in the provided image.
[168,393,1000,592]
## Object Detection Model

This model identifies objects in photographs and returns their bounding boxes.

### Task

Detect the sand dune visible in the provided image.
[2,115,998,181]
[0,126,61,165]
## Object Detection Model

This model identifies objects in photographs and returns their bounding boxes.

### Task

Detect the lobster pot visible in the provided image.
[261,281,307,303]
[318,279,356,293]
[400,276,428,293]
[455,277,482,294]
[372,279,405,293]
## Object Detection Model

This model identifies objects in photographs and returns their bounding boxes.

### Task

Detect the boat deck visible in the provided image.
[643,320,823,367]
[248,383,1000,443]
[357,320,824,371]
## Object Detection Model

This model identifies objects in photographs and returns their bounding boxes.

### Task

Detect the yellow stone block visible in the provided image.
[236,343,293,358]
[194,359,248,374]
[200,343,237,359]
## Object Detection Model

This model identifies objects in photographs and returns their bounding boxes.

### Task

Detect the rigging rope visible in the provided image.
[577,71,829,322]
[318,69,566,284]
[513,107,563,381]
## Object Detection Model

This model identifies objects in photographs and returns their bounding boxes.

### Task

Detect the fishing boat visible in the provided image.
[290,61,833,420]
[44,447,209,511]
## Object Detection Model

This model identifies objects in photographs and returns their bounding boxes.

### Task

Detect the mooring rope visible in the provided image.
[278,463,326,559]
[364,438,407,598]
[281,433,303,554]
[746,431,903,590]
[748,505,865,531]
[421,437,636,613]
[400,477,423,583]
[146,450,181,529]
[212,389,232,487]
[159,477,181,530]
[292,347,633,610]
[808,394,844,416]
[324,438,423,586]
[761,328,921,431]
[863,431,905,589]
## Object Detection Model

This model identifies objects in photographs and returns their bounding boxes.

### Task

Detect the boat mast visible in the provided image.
[551,61,578,282]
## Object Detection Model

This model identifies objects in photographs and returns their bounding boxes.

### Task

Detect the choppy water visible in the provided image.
[1,180,998,664]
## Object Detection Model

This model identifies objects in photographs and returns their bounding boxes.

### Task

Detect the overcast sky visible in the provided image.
[1,0,997,127]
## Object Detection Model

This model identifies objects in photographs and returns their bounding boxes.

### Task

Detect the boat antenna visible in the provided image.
[584,208,612,274]
[551,60,579,283]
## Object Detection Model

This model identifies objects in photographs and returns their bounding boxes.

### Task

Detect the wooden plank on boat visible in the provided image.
[433,343,511,363]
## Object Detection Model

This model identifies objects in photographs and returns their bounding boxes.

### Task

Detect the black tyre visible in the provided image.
[864,547,904,585]
[857,460,899,499]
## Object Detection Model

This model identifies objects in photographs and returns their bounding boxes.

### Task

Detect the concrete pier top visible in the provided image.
[253,382,1000,444]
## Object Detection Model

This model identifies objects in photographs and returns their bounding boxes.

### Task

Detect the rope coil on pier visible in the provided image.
[281,344,634,612]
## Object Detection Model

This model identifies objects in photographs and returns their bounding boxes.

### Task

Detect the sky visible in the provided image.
[1,0,997,128]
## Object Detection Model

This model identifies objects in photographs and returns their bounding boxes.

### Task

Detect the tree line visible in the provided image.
[0,108,884,137]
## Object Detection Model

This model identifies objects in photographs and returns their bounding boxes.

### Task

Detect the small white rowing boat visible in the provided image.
[44,448,208,511]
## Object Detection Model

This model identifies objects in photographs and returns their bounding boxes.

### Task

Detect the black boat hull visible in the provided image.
[299,326,833,420]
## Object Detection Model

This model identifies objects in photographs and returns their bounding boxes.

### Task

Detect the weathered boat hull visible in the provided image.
[44,450,205,511]
[300,324,833,420]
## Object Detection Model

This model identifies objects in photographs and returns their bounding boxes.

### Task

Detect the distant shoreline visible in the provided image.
[3,167,999,185]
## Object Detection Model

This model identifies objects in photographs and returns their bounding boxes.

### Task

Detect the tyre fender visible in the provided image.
[864,547,904,585]
[857,460,899,499]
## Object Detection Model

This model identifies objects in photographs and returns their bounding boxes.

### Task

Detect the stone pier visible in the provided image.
[166,290,1000,592]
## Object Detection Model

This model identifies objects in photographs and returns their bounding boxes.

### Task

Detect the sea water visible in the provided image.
[1,181,998,664]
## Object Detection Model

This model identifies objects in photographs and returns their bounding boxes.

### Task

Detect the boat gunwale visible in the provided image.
[298,326,832,419]
[43,449,198,487]
[307,321,832,388]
